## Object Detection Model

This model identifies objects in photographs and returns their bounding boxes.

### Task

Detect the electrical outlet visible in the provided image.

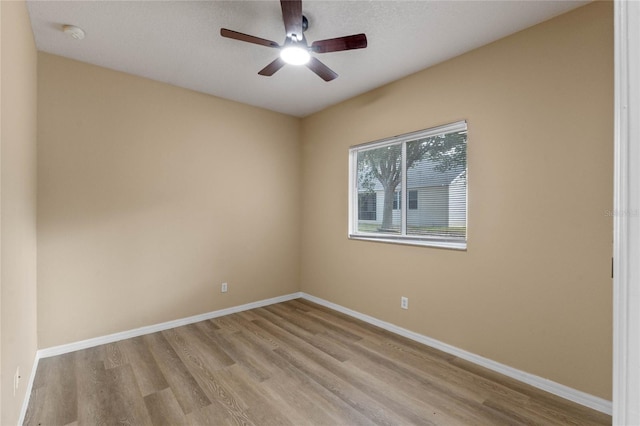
[401,296,409,310]
[221,282,228,293]
[13,367,20,396]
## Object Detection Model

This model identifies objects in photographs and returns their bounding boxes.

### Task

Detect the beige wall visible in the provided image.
[1,1,39,424]
[300,1,613,400]
[37,53,301,348]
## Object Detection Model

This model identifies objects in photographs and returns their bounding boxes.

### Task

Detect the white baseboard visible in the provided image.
[299,292,613,416]
[20,290,611,424]
[38,292,302,359]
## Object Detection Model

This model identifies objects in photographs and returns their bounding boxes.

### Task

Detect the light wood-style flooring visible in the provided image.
[24,298,611,425]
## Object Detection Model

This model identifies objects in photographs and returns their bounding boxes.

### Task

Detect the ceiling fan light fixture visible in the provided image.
[280,46,310,65]
[220,0,367,80]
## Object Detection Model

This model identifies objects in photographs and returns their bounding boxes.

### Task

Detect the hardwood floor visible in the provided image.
[24,299,611,425]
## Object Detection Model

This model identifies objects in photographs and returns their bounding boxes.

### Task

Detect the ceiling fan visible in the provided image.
[220,0,367,82]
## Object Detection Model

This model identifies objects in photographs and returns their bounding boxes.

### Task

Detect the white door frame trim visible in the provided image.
[613,1,639,424]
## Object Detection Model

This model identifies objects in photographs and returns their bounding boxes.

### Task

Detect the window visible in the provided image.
[349,120,467,249]
[393,191,401,210]
[408,190,418,210]
[358,193,376,221]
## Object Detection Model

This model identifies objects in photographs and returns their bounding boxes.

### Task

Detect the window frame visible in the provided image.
[348,120,468,250]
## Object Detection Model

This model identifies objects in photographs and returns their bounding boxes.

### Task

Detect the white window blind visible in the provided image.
[349,121,467,249]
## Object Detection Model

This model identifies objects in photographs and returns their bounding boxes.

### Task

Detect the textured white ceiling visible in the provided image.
[26,1,589,117]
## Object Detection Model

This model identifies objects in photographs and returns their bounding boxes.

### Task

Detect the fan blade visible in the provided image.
[306,57,338,81]
[280,0,303,40]
[311,33,368,53]
[258,57,287,76]
[220,28,280,48]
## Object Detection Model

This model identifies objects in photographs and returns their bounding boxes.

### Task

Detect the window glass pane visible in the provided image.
[405,130,467,240]
[393,191,401,210]
[356,144,402,235]
[408,190,418,210]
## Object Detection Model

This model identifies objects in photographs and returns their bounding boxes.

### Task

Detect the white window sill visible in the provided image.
[348,234,467,251]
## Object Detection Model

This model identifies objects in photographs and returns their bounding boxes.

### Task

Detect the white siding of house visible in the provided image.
[407,186,449,228]
[363,186,451,229]
[359,177,465,231]
[448,173,466,227]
